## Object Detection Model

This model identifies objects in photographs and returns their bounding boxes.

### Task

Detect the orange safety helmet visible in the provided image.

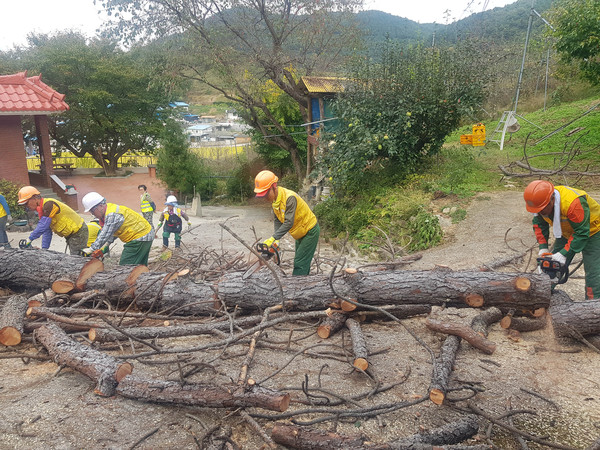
[17,186,41,205]
[524,180,554,213]
[254,170,278,197]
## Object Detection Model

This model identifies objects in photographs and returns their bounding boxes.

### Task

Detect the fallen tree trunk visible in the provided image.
[271,415,480,449]
[550,300,600,338]
[0,249,103,293]
[346,318,370,371]
[501,315,548,332]
[116,375,290,412]
[317,312,348,339]
[84,265,149,297]
[34,322,133,396]
[0,294,28,346]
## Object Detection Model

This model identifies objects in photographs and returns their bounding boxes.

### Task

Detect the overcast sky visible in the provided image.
[0,0,518,52]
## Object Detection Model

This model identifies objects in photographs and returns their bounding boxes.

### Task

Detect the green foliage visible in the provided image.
[278,174,301,194]
[226,162,255,202]
[0,179,24,218]
[156,121,212,197]
[322,40,488,195]
[550,0,600,85]
[407,209,443,251]
[450,208,467,223]
[10,32,181,174]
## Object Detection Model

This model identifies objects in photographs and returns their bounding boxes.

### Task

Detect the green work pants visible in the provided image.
[120,240,153,266]
[293,223,320,276]
[553,231,600,300]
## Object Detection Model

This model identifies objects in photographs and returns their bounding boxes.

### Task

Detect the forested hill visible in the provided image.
[357,0,554,47]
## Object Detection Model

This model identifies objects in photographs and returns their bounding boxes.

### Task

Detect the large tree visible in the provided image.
[17,32,179,175]
[550,0,600,85]
[99,0,363,181]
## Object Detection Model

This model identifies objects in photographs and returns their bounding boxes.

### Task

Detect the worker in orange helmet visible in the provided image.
[254,170,320,276]
[17,186,88,254]
[524,180,600,299]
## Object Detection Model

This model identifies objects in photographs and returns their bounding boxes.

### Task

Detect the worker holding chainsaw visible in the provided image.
[80,192,154,265]
[17,186,88,254]
[254,170,320,276]
[524,180,600,299]
[155,195,191,250]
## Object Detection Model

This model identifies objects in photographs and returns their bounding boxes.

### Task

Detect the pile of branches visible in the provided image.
[1,240,599,449]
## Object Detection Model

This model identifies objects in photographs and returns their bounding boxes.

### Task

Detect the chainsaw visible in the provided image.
[242,242,280,279]
[536,255,569,285]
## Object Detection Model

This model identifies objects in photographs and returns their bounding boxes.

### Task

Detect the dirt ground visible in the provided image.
[1,190,599,449]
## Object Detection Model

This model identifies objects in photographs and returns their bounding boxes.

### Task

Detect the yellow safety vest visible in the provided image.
[162,208,182,221]
[542,186,600,238]
[140,193,153,213]
[43,198,84,238]
[86,221,102,247]
[0,203,5,218]
[105,203,152,243]
[272,187,317,240]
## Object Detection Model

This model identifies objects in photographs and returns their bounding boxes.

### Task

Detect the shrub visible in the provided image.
[408,209,443,251]
[0,179,24,218]
[226,163,255,202]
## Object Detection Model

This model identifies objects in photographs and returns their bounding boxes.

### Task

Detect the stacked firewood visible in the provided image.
[1,247,599,449]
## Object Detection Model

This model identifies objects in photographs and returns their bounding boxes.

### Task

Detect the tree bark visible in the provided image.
[116,375,290,412]
[34,322,133,396]
[85,265,149,297]
[501,315,548,332]
[270,424,376,449]
[345,318,370,371]
[0,294,28,346]
[391,414,480,447]
[0,249,103,293]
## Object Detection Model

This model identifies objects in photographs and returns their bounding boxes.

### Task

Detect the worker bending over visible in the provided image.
[81,192,154,265]
[524,180,600,299]
[17,186,88,254]
[156,195,191,250]
[254,170,320,276]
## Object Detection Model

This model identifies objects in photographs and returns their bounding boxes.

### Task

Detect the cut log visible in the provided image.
[89,314,263,343]
[0,249,101,292]
[116,375,290,412]
[317,312,348,339]
[74,258,105,290]
[550,300,600,338]
[0,294,28,346]
[27,288,59,307]
[52,278,76,294]
[500,315,548,332]
[345,318,370,371]
[429,308,501,405]
[34,322,133,396]
[84,265,149,297]
[271,415,480,449]
[353,304,432,322]
[426,318,496,355]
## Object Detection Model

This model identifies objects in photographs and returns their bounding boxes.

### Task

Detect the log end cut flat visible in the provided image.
[52,278,76,294]
[0,326,21,346]
[514,276,531,292]
[429,388,445,405]
[75,258,105,290]
[465,293,484,307]
[317,325,332,339]
[115,362,134,382]
[353,357,369,371]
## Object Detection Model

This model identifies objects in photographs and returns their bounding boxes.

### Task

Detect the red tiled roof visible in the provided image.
[0,71,69,115]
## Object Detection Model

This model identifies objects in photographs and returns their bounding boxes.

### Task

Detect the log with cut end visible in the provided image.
[270,424,373,449]
[116,375,290,412]
[89,314,263,343]
[353,304,432,322]
[426,318,497,355]
[34,322,133,396]
[317,312,348,339]
[0,294,28,346]
[0,249,103,292]
[430,308,501,405]
[550,299,600,338]
[52,278,76,294]
[345,318,369,371]
[501,315,548,332]
[391,414,480,447]
[84,265,149,297]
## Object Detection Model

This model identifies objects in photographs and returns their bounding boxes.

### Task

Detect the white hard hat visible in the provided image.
[82,192,105,212]
[165,195,178,205]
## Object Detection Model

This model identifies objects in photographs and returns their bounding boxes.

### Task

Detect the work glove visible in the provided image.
[538,248,551,257]
[263,236,280,249]
[91,249,104,259]
[552,252,567,265]
[7,215,12,223]
[80,247,93,256]
[188,222,192,227]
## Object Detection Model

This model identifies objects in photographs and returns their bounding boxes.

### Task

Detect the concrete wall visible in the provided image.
[0,115,29,186]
